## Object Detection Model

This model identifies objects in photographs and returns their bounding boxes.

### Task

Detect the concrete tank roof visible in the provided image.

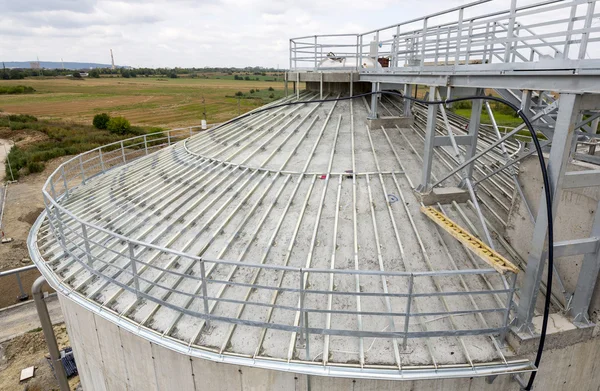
[30,93,532,379]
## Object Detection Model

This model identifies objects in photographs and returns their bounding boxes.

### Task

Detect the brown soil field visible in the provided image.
[0,324,79,391]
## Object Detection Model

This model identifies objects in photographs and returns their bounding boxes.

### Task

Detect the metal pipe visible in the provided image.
[32,276,70,391]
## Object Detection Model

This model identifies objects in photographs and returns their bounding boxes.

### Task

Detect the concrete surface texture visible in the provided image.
[0,294,63,343]
[505,156,600,314]
[33,94,520,373]
[59,293,600,391]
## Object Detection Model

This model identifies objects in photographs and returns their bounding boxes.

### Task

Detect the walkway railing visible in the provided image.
[290,0,600,71]
[38,123,517,345]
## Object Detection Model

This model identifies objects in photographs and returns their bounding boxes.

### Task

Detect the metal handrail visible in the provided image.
[289,0,600,71]
[0,264,38,300]
[38,122,516,344]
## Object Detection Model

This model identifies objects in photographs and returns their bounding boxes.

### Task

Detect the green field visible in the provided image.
[0,75,290,128]
[0,75,297,179]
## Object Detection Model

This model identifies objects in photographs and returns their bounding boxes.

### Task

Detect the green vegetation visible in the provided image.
[450,99,523,128]
[2,114,160,179]
[0,85,35,95]
[107,116,131,135]
[93,113,110,129]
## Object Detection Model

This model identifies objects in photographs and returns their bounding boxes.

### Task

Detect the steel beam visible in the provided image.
[554,238,600,258]
[462,88,484,183]
[563,170,600,189]
[418,86,438,192]
[516,93,581,329]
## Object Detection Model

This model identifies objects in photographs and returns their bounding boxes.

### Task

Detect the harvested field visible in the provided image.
[0,77,289,128]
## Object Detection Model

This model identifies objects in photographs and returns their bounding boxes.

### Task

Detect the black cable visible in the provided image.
[210,90,552,390]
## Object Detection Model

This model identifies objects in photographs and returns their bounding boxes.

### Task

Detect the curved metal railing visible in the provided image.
[38,122,517,347]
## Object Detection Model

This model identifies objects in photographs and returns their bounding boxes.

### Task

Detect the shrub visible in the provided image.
[8,114,37,122]
[169,72,178,79]
[250,89,255,94]
[72,72,82,79]
[269,93,275,99]
[0,85,35,94]
[93,113,110,129]
[235,91,244,97]
[244,76,250,80]
[27,161,45,173]
[268,86,274,91]
[89,69,100,78]
[107,116,131,135]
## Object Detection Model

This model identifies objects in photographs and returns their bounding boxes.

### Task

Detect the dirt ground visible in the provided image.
[0,324,79,391]
[0,136,66,307]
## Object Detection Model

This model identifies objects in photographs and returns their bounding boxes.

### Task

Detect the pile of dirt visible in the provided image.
[18,207,44,226]
[0,324,79,391]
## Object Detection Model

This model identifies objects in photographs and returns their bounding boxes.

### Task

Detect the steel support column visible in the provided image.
[461,88,484,183]
[369,82,378,119]
[404,84,413,117]
[571,197,600,323]
[417,86,438,192]
[516,93,581,329]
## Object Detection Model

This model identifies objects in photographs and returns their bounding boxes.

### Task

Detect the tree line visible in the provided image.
[1,64,285,80]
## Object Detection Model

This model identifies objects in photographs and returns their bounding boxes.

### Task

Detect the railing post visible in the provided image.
[455,7,464,65]
[128,242,140,298]
[143,135,148,155]
[500,272,517,343]
[563,3,577,59]
[79,155,86,185]
[167,131,171,146]
[579,1,596,60]
[199,258,210,327]
[356,35,360,71]
[403,273,414,349]
[289,39,293,70]
[420,18,428,66]
[359,35,364,69]
[483,22,490,64]
[434,27,440,66]
[314,35,318,71]
[504,0,517,63]
[50,178,57,200]
[15,272,27,300]
[81,222,93,267]
[490,22,497,64]
[121,141,126,163]
[61,166,69,198]
[53,206,66,249]
[299,268,309,358]
[465,19,473,64]
[99,148,105,173]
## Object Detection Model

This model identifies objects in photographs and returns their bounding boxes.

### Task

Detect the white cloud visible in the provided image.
[0,0,577,68]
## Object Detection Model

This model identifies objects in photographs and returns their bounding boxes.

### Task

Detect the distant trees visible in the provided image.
[107,116,131,135]
[93,113,110,129]
[72,72,82,79]
[9,69,24,79]
[168,72,178,79]
[89,69,100,78]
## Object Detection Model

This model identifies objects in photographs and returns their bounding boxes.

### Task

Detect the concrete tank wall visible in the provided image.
[59,294,600,391]
[505,155,600,315]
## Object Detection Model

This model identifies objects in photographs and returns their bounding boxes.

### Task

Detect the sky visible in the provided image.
[0,0,568,69]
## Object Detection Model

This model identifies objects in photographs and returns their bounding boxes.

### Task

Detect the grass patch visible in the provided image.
[452,108,524,128]
[0,85,35,95]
